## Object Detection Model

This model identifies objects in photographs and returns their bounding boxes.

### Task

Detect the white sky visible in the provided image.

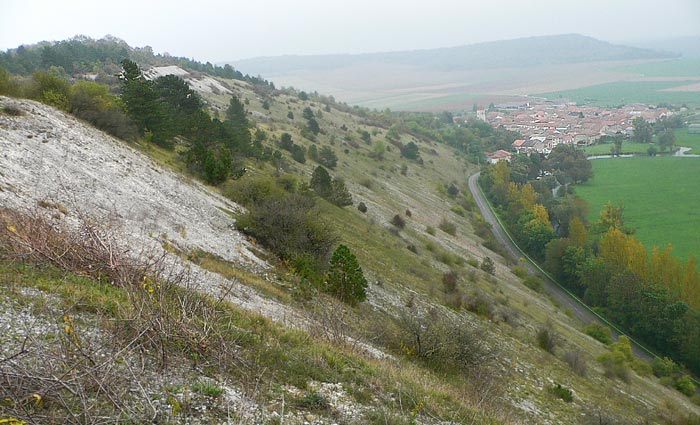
[1,0,699,62]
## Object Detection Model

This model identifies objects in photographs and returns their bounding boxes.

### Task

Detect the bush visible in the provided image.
[563,349,588,376]
[512,265,527,278]
[548,384,573,402]
[536,325,556,353]
[584,322,612,345]
[675,375,696,397]
[438,218,456,236]
[442,271,458,293]
[2,105,23,116]
[221,176,282,206]
[192,381,224,397]
[357,202,367,213]
[396,311,492,374]
[630,359,653,377]
[426,226,435,236]
[522,275,542,292]
[652,356,681,378]
[294,391,329,411]
[239,191,337,281]
[391,214,406,229]
[598,350,631,382]
[597,337,634,382]
[480,257,495,275]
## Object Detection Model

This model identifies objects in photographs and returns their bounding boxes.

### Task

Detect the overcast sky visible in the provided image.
[2,0,699,62]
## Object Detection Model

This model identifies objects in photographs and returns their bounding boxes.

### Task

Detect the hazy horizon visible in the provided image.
[2,0,699,63]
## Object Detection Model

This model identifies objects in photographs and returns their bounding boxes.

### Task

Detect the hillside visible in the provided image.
[2,54,700,423]
[232,34,673,75]
[228,34,678,110]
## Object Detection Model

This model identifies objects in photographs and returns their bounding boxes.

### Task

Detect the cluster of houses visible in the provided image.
[478,99,672,162]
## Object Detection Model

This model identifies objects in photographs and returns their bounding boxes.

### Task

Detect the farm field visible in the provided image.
[576,156,700,261]
[583,129,700,155]
[614,58,700,77]
[583,142,654,155]
[675,127,700,153]
[534,80,700,107]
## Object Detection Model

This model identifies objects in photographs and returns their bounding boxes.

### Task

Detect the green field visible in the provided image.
[576,156,700,260]
[675,127,700,153]
[535,80,700,107]
[583,142,654,155]
[583,129,700,155]
[614,58,700,77]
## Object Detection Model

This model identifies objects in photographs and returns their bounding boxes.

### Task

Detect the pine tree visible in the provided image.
[325,245,368,305]
[310,166,332,198]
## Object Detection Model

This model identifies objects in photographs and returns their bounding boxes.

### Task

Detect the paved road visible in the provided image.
[467,171,652,359]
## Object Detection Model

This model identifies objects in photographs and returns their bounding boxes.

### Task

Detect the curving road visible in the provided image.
[468,171,652,359]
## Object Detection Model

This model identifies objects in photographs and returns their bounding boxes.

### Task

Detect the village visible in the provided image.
[472,98,672,163]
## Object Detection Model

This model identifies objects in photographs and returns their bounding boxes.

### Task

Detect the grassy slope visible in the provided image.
[4,73,699,422]
[201,79,700,421]
[576,156,700,260]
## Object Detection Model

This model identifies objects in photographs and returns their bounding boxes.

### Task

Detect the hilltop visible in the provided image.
[228,34,679,110]
[1,37,700,423]
[232,34,673,74]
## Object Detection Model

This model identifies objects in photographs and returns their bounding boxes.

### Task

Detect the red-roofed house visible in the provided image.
[487,150,513,164]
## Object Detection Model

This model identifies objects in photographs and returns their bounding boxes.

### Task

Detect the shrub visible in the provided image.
[192,381,224,397]
[295,391,329,411]
[442,271,458,293]
[465,292,493,318]
[2,105,23,116]
[438,218,456,236]
[480,257,495,275]
[598,350,631,382]
[221,176,282,206]
[652,356,681,378]
[239,191,337,281]
[675,375,696,397]
[391,214,406,229]
[407,244,418,254]
[426,226,436,236]
[584,322,612,345]
[522,275,542,292]
[357,202,367,213]
[563,349,588,376]
[548,384,573,402]
[512,265,527,278]
[597,336,634,382]
[630,359,653,377]
[447,183,459,198]
[536,325,556,354]
[396,311,492,374]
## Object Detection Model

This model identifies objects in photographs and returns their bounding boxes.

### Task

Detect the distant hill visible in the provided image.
[631,36,700,59]
[231,34,676,75]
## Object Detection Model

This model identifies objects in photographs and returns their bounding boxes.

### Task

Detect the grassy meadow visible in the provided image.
[576,156,700,260]
[535,80,700,107]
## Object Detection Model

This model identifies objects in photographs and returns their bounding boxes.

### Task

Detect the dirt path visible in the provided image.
[468,171,653,360]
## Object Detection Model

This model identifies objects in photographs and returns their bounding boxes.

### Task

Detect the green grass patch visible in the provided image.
[614,58,700,78]
[576,156,700,260]
[534,80,700,107]
[675,128,700,154]
[583,142,655,156]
